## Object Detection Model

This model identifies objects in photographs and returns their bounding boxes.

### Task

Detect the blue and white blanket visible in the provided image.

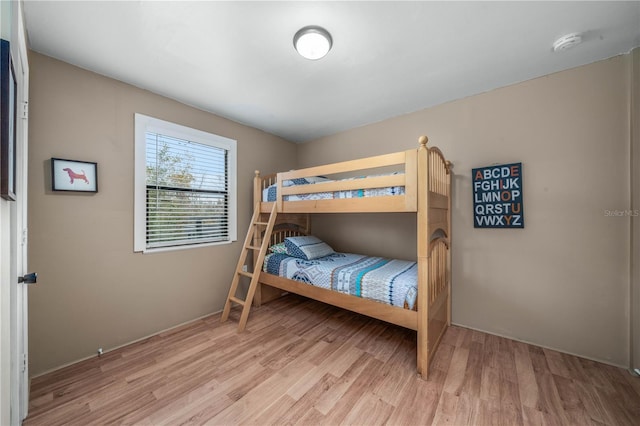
[263,252,418,310]
[262,173,405,202]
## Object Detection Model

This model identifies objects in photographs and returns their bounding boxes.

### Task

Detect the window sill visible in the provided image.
[136,239,235,254]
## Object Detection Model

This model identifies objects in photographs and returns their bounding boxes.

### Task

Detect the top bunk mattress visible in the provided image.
[262,173,405,202]
[263,251,417,310]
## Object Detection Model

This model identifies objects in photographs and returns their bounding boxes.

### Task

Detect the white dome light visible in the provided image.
[294,26,332,60]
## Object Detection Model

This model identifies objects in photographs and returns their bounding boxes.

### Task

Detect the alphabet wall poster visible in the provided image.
[472,162,524,228]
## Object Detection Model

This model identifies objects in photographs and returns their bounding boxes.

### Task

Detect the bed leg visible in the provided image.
[253,284,262,308]
[417,329,429,379]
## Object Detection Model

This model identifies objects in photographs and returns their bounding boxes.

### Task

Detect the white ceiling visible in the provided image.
[23,1,640,143]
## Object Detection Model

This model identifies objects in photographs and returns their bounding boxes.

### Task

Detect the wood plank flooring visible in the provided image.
[25,294,640,425]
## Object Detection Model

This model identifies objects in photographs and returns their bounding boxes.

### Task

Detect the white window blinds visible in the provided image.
[146,132,230,248]
[134,114,237,253]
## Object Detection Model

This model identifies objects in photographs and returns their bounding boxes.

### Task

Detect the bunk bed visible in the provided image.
[222,136,452,379]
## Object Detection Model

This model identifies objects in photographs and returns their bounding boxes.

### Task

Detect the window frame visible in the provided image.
[134,113,237,253]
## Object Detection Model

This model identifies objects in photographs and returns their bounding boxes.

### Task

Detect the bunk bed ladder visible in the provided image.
[221,202,277,331]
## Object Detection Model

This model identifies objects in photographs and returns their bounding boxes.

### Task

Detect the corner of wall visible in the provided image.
[27,52,299,376]
[630,47,640,372]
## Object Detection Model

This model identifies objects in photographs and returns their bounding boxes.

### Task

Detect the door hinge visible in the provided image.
[22,101,28,119]
[22,353,26,373]
[21,228,27,247]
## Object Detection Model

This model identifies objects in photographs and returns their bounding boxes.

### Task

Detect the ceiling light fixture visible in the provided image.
[293,26,332,60]
[552,33,583,52]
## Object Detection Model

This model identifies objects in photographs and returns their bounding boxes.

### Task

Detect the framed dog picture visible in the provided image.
[51,158,98,192]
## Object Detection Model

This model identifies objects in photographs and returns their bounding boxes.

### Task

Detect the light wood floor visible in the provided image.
[25,294,640,425]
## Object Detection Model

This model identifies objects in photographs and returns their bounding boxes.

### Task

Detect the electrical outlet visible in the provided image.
[242,265,248,272]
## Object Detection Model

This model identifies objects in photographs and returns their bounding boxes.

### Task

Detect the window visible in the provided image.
[134,114,237,253]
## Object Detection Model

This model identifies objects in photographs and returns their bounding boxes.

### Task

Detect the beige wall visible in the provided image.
[27,52,297,376]
[299,55,632,367]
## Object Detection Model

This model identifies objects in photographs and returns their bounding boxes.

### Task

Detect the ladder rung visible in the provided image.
[229,296,246,306]
[247,245,261,250]
[254,222,269,226]
[238,270,254,278]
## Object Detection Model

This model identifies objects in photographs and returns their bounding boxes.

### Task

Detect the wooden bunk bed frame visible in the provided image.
[223,136,451,379]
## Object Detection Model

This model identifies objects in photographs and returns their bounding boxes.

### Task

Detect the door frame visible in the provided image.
[631,48,640,375]
[9,1,30,423]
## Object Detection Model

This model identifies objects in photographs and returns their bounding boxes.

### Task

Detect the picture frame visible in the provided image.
[1,39,17,201]
[472,162,524,228]
[51,158,98,193]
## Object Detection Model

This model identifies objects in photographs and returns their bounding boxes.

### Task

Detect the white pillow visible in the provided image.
[284,236,334,260]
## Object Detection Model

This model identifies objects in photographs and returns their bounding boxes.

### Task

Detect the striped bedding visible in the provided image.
[262,173,405,202]
[263,252,418,310]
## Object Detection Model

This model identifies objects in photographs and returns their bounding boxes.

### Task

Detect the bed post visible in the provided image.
[253,171,264,307]
[445,161,453,327]
[253,170,261,203]
[417,135,430,378]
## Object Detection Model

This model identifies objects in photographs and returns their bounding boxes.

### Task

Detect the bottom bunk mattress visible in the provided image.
[263,252,418,310]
